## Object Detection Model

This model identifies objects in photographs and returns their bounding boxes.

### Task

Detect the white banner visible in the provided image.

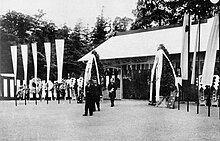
[44,42,51,83]
[191,23,200,84]
[32,43,38,79]
[55,39,64,83]
[10,46,17,85]
[181,13,191,80]
[150,50,163,102]
[93,55,100,84]
[84,55,93,96]
[83,54,101,96]
[202,14,219,86]
[21,45,28,85]
[150,50,178,102]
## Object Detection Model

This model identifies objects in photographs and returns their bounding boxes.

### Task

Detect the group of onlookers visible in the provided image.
[16,77,118,117]
[16,77,84,102]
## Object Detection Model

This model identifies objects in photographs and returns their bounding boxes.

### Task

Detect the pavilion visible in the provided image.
[79,17,219,100]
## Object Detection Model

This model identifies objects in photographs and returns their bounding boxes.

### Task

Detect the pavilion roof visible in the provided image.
[79,17,215,61]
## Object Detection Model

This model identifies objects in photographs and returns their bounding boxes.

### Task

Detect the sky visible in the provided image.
[0,0,138,28]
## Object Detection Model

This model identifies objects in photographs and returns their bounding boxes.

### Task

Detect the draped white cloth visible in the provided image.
[191,23,200,84]
[150,49,178,102]
[10,46,17,86]
[32,43,38,80]
[55,39,64,83]
[83,54,100,96]
[181,13,191,80]
[150,50,163,102]
[202,14,219,86]
[21,45,28,85]
[44,42,51,83]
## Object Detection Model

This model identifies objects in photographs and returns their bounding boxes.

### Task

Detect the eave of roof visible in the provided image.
[79,17,215,62]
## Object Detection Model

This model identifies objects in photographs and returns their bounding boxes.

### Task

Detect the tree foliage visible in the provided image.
[0,10,92,81]
[112,16,133,32]
[90,15,110,48]
[131,0,215,30]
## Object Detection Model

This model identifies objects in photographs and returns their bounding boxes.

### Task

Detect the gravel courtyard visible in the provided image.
[0,99,220,141]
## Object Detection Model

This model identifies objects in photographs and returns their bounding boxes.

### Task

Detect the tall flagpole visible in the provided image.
[21,45,28,105]
[32,43,38,105]
[44,42,51,104]
[187,11,191,112]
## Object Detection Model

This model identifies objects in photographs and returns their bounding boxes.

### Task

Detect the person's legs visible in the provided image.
[83,103,89,116]
[110,96,114,107]
[89,106,93,116]
[97,101,100,111]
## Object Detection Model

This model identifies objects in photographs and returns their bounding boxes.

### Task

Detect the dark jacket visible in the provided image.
[108,82,117,98]
[85,85,94,103]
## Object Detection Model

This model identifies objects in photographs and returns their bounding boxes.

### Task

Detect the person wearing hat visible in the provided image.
[93,79,102,111]
[83,80,94,116]
[108,78,117,107]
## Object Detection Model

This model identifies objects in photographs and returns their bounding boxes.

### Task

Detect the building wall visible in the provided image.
[102,51,220,100]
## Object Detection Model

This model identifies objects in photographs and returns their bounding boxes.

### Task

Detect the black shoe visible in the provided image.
[111,105,114,107]
[89,114,93,116]
[82,114,88,116]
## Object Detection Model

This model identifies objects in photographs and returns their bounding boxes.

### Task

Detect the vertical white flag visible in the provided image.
[93,55,100,85]
[202,14,219,86]
[44,42,51,83]
[149,50,163,102]
[21,45,28,85]
[55,39,64,83]
[181,13,191,80]
[32,43,38,79]
[191,23,200,84]
[10,46,17,85]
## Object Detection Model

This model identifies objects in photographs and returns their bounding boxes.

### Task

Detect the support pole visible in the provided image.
[197,13,201,114]
[47,83,49,104]
[187,11,191,112]
[218,8,220,120]
[35,84,37,105]
[24,87,26,105]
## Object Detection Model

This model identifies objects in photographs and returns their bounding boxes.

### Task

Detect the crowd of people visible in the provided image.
[15,77,118,117]
[16,77,84,103]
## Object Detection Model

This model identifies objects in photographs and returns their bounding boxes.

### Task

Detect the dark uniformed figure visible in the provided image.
[108,78,117,107]
[93,80,102,111]
[204,85,211,106]
[83,80,94,116]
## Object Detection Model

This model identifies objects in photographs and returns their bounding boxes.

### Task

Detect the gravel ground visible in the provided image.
[0,99,220,141]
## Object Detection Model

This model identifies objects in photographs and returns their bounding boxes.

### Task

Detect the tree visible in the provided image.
[131,0,214,30]
[112,17,133,32]
[90,15,110,48]
[0,10,37,44]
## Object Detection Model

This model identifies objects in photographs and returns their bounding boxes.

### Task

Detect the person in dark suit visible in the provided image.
[83,80,94,116]
[93,79,102,111]
[108,78,117,107]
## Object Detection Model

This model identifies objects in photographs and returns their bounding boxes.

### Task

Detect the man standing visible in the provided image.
[83,80,94,116]
[108,78,117,107]
[93,79,102,111]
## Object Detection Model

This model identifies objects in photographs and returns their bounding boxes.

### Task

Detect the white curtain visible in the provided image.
[55,39,65,83]
[10,46,17,86]
[21,45,28,85]
[44,42,51,83]
[202,14,219,86]
[83,54,100,96]
[181,13,191,80]
[32,43,38,80]
[191,23,200,84]
[150,50,163,102]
